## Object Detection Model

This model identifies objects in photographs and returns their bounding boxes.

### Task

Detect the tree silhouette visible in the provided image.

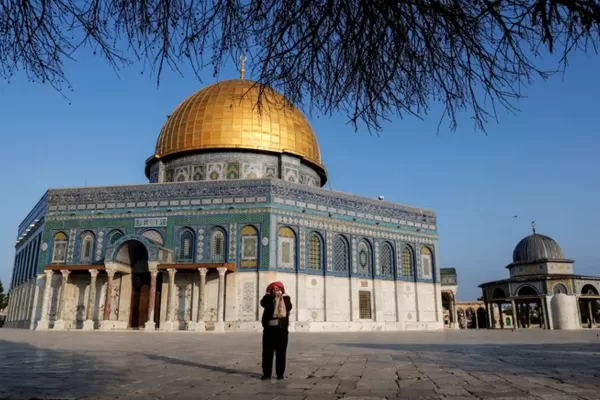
[0,280,8,310]
[1,0,600,131]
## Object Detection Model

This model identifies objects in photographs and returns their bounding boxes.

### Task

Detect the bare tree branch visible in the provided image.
[1,0,599,132]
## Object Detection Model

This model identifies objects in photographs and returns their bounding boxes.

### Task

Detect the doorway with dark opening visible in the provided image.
[125,240,162,329]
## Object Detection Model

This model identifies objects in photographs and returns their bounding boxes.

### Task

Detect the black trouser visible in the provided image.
[262,327,289,377]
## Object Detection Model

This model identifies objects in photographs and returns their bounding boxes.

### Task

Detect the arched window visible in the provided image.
[52,232,68,263]
[240,225,259,268]
[210,228,226,261]
[402,246,414,278]
[381,242,394,277]
[108,230,123,245]
[333,236,350,273]
[308,233,323,271]
[180,229,194,261]
[278,227,296,269]
[553,283,568,295]
[421,247,433,278]
[80,232,95,262]
[358,240,372,276]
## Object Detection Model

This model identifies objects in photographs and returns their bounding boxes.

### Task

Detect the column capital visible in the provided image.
[217,267,227,275]
[88,269,99,278]
[198,268,208,276]
[106,267,117,279]
[149,267,159,277]
[44,270,54,279]
[166,268,177,276]
[60,269,71,279]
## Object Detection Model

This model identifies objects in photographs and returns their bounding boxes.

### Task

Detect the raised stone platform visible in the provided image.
[0,329,598,399]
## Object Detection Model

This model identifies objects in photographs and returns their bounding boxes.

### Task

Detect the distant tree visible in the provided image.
[0,280,8,310]
[2,0,600,132]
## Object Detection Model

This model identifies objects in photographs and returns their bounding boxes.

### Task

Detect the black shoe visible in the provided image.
[261,376,271,380]
[277,375,284,380]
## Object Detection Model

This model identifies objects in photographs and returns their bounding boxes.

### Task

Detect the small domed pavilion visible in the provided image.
[480,223,600,330]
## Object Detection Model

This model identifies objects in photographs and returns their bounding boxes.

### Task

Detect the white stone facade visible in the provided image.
[7,270,443,332]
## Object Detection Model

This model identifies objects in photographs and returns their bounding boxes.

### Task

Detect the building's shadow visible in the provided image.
[0,339,126,399]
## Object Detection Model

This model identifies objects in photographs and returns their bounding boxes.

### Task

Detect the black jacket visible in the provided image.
[260,294,293,329]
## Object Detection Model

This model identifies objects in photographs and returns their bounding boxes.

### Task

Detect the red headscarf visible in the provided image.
[266,281,285,294]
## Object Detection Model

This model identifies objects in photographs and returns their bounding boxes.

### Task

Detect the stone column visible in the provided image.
[29,276,44,330]
[144,267,159,331]
[188,268,207,331]
[497,303,504,329]
[101,268,116,330]
[162,268,177,332]
[510,299,518,330]
[489,303,495,328]
[539,298,547,329]
[36,270,54,330]
[82,270,99,330]
[53,270,71,330]
[588,300,594,328]
[525,303,531,328]
[214,267,227,332]
[452,295,458,329]
[545,296,554,330]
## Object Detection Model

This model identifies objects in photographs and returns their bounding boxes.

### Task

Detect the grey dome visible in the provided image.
[512,233,565,263]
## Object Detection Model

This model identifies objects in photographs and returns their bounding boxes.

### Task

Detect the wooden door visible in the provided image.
[137,285,150,327]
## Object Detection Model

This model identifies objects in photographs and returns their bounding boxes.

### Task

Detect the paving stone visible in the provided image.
[2,329,600,399]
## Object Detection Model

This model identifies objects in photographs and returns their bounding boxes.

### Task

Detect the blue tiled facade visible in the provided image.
[11,179,438,285]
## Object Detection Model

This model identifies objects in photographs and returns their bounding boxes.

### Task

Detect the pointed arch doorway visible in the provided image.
[115,240,162,329]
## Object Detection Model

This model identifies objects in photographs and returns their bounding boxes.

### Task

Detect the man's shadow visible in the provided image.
[143,353,261,378]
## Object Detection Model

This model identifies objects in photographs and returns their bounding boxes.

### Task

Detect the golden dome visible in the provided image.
[151,79,325,175]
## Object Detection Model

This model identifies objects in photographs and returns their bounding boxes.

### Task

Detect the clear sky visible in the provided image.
[1,50,598,300]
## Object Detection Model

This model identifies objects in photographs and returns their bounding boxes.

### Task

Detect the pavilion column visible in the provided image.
[452,295,458,329]
[510,299,518,330]
[100,268,116,330]
[539,298,547,329]
[82,270,99,330]
[36,270,54,330]
[53,270,71,330]
[188,268,207,331]
[498,303,504,329]
[485,303,491,329]
[588,300,594,328]
[162,268,177,331]
[144,267,159,331]
[489,303,495,328]
[545,296,554,330]
[214,267,227,332]
[525,303,531,328]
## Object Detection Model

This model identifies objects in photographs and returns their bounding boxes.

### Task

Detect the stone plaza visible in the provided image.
[1,329,600,400]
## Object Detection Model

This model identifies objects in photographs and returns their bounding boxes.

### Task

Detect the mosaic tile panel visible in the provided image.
[45,180,436,229]
[229,223,237,260]
[299,227,306,270]
[326,231,333,272]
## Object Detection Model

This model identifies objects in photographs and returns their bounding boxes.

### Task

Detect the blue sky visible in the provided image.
[1,50,598,300]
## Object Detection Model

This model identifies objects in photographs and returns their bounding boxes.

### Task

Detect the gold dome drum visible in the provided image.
[151,79,325,176]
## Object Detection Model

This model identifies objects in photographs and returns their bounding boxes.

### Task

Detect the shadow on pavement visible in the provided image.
[0,339,126,399]
[143,353,261,379]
